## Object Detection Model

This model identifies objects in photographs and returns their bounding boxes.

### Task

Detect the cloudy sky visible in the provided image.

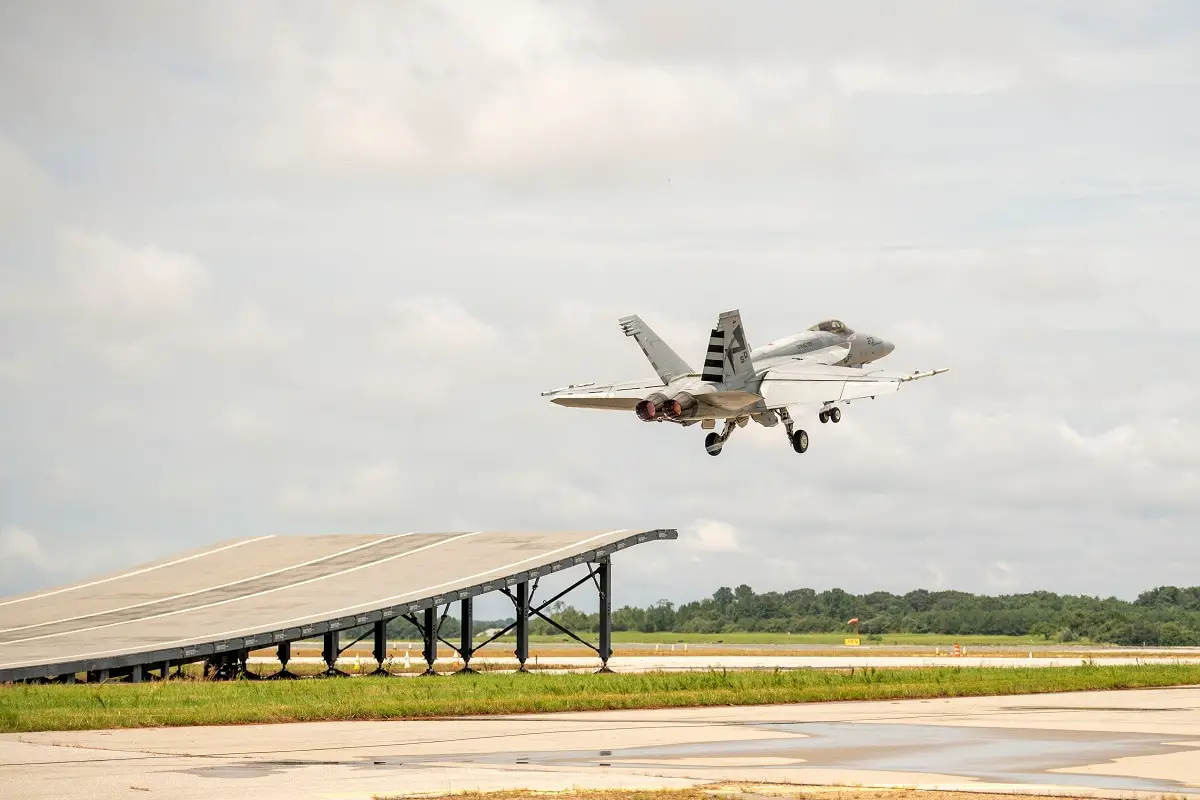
[2,1,1199,616]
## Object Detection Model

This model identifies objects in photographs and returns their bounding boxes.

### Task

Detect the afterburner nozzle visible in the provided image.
[635,392,670,421]
[663,392,699,420]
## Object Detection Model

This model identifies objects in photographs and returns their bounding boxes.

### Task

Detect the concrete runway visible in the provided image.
[3,687,1199,799]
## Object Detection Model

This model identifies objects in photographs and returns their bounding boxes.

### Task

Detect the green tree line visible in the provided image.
[523,584,1200,646]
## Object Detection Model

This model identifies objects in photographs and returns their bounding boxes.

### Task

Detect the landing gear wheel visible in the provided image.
[819,411,829,424]
[829,407,841,423]
[704,432,723,456]
[791,429,809,454]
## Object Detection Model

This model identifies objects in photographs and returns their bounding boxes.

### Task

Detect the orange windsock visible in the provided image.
[847,617,859,625]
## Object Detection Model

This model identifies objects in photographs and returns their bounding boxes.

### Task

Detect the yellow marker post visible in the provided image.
[844,637,860,646]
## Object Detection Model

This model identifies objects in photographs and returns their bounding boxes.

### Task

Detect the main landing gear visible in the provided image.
[703,407,826,457]
[819,406,841,424]
[778,407,808,454]
[704,419,737,456]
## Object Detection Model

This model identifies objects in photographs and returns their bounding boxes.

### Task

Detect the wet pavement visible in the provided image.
[3,686,1199,799]
[454,722,1196,794]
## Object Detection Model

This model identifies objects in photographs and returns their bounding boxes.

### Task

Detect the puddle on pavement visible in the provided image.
[167,722,1200,793]
[1005,705,1197,713]
[448,722,1200,794]
[177,758,402,779]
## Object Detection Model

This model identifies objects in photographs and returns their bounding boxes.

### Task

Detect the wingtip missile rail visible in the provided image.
[899,367,950,382]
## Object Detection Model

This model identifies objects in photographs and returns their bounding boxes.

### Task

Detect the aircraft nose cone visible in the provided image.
[882,340,895,356]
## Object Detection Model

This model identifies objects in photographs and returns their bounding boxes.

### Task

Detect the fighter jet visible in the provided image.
[541,309,948,456]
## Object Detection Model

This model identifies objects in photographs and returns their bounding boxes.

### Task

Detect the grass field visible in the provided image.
[3,663,1197,733]
[493,632,1085,646]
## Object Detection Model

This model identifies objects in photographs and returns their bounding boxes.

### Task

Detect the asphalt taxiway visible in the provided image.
[3,686,1199,799]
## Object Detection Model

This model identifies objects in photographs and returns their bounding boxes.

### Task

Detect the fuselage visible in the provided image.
[750,328,894,369]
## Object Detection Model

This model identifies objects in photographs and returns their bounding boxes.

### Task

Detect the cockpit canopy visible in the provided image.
[808,319,854,336]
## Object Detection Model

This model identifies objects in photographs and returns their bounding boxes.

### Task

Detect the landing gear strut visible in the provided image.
[704,419,738,456]
[777,408,809,454]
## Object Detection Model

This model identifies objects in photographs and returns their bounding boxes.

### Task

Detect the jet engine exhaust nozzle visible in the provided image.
[635,393,670,422]
[663,392,699,420]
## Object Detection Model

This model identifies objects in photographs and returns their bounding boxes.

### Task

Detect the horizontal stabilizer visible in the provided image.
[551,397,642,410]
[542,378,667,411]
[700,390,763,412]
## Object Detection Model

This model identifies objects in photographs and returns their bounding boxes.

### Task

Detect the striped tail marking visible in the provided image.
[701,327,724,383]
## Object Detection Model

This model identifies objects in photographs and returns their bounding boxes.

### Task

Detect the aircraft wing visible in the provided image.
[541,379,666,410]
[759,362,949,410]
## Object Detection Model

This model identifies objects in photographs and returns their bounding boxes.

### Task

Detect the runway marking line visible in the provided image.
[0,532,482,653]
[0,533,417,637]
[0,536,275,609]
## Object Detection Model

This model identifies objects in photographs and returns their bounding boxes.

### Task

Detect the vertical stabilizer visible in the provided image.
[701,309,755,388]
[618,315,693,384]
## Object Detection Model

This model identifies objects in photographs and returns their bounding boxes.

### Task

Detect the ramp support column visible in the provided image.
[322,631,348,676]
[268,641,299,680]
[515,581,529,670]
[422,606,437,673]
[598,556,613,671]
[372,620,388,674]
[130,664,143,683]
[458,597,476,672]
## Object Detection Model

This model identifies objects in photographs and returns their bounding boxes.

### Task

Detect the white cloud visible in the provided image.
[219,303,303,351]
[59,230,208,325]
[0,358,32,385]
[213,407,278,440]
[248,2,841,180]
[684,520,743,553]
[484,468,616,521]
[833,61,1024,96]
[37,466,83,503]
[985,561,1020,591]
[927,564,948,589]
[0,136,52,225]
[0,527,51,572]
[235,1,1200,184]
[276,462,408,517]
[378,295,500,355]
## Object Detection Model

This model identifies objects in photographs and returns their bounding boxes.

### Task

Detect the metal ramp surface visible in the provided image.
[0,528,677,681]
